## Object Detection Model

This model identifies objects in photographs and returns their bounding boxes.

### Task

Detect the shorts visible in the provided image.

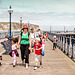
[35,54,42,62]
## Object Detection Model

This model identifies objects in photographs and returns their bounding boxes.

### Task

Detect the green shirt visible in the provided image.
[20,32,30,45]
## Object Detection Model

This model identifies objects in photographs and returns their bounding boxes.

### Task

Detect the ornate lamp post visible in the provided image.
[20,17,22,28]
[8,5,13,43]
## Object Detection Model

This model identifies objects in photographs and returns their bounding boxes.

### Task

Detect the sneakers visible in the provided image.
[13,65,15,67]
[26,65,28,69]
[34,67,38,70]
[40,65,43,68]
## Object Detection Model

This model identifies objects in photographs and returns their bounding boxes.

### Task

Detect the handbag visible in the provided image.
[41,49,45,56]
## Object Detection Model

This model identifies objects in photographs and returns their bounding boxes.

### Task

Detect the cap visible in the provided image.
[35,38,40,41]
[54,35,56,38]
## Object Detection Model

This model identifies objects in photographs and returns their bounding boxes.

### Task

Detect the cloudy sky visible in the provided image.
[0,0,75,31]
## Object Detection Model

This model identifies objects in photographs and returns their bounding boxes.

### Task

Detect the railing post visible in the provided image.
[64,35,66,53]
[61,35,63,50]
[60,35,61,41]
[67,36,69,55]
[69,35,72,57]
[71,36,74,59]
[63,35,64,51]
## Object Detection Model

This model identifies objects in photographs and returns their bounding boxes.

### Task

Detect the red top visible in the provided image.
[34,43,42,55]
[46,34,48,37]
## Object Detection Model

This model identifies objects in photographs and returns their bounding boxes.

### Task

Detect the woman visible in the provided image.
[18,24,31,69]
[30,27,35,52]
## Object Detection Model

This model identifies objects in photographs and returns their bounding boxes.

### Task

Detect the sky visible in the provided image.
[0,0,75,31]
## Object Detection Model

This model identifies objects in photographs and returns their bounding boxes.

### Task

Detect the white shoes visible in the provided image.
[40,65,43,68]
[34,67,38,70]
[26,65,28,69]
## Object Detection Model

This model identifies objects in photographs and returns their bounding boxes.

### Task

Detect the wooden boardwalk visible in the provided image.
[0,40,75,75]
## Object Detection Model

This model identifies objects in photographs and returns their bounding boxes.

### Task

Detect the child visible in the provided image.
[46,32,48,41]
[42,36,45,50]
[9,38,19,67]
[52,36,58,50]
[34,38,43,70]
[0,55,2,66]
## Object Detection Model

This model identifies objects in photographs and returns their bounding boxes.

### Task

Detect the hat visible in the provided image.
[35,38,40,41]
[21,24,28,30]
[54,35,56,38]
[30,27,34,30]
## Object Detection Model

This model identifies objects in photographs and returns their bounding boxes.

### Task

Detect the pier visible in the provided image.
[0,32,75,75]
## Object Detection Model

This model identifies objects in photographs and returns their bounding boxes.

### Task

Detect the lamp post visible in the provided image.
[50,26,51,33]
[28,21,30,32]
[20,17,22,28]
[8,5,13,43]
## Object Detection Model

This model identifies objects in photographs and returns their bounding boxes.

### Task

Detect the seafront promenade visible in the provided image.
[0,39,75,75]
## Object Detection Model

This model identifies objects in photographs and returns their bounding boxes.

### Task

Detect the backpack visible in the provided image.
[21,32,30,37]
[41,49,45,56]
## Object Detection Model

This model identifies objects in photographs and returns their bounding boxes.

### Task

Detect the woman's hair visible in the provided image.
[12,37,18,43]
[23,28,28,31]
[39,35,42,38]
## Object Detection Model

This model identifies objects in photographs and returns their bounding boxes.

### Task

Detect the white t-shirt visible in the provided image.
[53,39,57,43]
[12,44,17,50]
[35,32,39,38]
[30,33,35,39]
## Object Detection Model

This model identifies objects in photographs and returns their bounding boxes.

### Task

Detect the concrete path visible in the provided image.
[0,40,75,75]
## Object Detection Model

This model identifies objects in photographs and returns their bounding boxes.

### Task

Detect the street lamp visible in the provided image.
[8,5,13,43]
[20,17,22,28]
[28,21,30,32]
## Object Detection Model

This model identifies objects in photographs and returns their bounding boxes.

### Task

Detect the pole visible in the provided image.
[28,21,29,31]
[67,36,69,55]
[20,17,22,28]
[64,26,65,33]
[9,13,12,43]
[50,26,51,33]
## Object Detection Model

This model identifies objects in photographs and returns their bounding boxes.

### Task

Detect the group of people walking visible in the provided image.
[0,24,58,70]
[8,24,48,70]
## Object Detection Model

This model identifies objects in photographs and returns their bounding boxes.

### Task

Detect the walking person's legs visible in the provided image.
[53,43,54,50]
[55,43,56,50]
[25,54,29,69]
[24,44,30,69]
[12,52,17,67]
[20,44,25,65]
[42,44,45,50]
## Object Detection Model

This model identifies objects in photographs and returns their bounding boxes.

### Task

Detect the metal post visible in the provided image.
[20,17,22,28]
[9,13,12,43]
[67,36,69,55]
[8,5,13,43]
[60,35,61,41]
[64,35,66,53]
[71,36,74,59]
[61,35,63,50]
[28,21,29,31]
[50,26,51,33]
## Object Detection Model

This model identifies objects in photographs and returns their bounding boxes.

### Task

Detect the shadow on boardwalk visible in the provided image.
[0,40,75,75]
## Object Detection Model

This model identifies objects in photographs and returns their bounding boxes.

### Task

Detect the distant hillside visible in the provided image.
[0,22,39,31]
